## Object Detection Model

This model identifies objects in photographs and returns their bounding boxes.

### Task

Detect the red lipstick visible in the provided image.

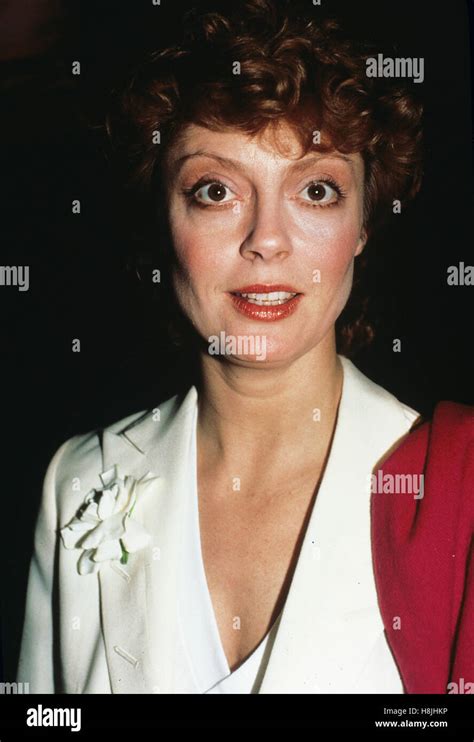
[228,284,303,322]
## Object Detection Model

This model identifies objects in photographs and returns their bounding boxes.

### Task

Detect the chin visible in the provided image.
[205,328,318,368]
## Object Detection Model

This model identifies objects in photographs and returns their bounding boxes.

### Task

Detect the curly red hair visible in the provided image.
[107,0,424,355]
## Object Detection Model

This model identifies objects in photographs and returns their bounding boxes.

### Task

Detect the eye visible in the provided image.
[299,179,343,207]
[186,179,236,205]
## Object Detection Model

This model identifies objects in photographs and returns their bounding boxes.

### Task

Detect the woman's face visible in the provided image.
[163,122,366,366]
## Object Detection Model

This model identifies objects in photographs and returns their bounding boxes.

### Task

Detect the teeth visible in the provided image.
[235,291,297,306]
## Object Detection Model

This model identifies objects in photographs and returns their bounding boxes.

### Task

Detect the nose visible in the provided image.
[239,195,293,263]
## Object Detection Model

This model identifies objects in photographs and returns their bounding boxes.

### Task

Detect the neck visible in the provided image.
[196,332,344,476]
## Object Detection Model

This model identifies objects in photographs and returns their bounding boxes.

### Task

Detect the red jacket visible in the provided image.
[371,401,474,694]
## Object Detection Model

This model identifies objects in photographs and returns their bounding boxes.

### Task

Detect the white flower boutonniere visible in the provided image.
[60,465,158,575]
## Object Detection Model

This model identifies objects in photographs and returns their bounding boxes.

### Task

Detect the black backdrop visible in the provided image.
[1,0,473,683]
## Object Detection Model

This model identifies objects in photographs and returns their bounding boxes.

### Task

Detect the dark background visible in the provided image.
[1,0,473,683]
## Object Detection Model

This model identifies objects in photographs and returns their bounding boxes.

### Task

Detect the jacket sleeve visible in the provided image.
[16,438,72,693]
[449,434,474,689]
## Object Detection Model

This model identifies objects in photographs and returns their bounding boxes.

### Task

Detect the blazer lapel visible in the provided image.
[258,357,416,693]
[98,386,198,693]
[97,356,416,694]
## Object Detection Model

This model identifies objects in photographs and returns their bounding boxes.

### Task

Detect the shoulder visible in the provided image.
[53,409,147,488]
[373,398,474,534]
[339,355,421,432]
[48,392,185,518]
[431,400,474,442]
[380,399,474,470]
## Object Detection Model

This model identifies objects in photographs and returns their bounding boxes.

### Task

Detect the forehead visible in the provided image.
[164,122,364,179]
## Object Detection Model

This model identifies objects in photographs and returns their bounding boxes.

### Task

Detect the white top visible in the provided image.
[172,356,414,693]
[17,355,419,693]
[177,422,282,693]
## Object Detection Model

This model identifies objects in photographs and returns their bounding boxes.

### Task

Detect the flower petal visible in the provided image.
[80,499,100,522]
[60,520,92,549]
[97,489,116,520]
[122,519,151,552]
[64,466,155,575]
[80,512,125,548]
[77,549,100,575]
[92,539,122,562]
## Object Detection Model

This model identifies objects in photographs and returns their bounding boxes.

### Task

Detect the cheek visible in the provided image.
[169,229,229,328]
[298,208,362,286]
[317,219,360,321]
[169,204,229,284]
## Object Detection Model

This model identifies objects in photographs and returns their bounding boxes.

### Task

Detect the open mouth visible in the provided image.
[232,290,298,306]
[228,284,303,321]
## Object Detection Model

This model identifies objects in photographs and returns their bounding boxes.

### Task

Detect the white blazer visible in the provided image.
[17,355,419,694]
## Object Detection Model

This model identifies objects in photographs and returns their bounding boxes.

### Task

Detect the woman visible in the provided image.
[16,0,472,694]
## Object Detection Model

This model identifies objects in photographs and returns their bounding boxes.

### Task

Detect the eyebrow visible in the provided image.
[170,149,355,178]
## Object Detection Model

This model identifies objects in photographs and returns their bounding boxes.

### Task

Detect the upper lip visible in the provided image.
[229,284,301,294]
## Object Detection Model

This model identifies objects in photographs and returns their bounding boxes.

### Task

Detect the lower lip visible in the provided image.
[229,293,303,321]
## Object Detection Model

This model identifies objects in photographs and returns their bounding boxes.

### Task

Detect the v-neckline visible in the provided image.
[190,404,283,676]
[191,356,346,678]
